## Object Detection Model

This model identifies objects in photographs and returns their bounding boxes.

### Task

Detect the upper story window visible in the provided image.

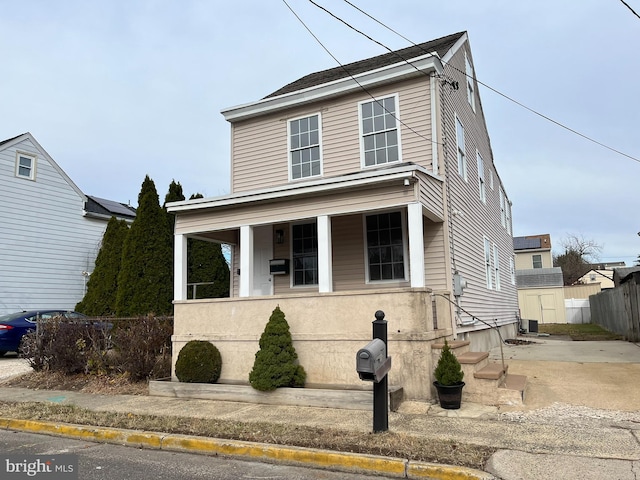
[532,254,542,269]
[289,114,321,180]
[477,151,486,203]
[292,222,318,286]
[499,187,506,227]
[505,199,512,234]
[365,211,405,282]
[16,152,36,180]
[455,116,467,180]
[493,244,501,290]
[360,95,400,167]
[484,237,492,289]
[465,53,476,112]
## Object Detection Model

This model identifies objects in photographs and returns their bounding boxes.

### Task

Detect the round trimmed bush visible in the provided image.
[175,340,222,383]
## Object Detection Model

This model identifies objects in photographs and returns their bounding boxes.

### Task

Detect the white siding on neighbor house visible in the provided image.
[438,43,519,330]
[0,136,108,314]
[230,78,433,193]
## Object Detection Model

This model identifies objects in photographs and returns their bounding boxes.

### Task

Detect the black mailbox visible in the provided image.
[356,338,391,383]
[269,259,290,275]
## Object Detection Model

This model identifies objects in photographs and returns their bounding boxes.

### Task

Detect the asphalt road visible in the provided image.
[0,430,397,480]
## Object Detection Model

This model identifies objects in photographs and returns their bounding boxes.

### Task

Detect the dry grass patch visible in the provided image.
[2,371,147,395]
[0,400,495,470]
[538,323,624,341]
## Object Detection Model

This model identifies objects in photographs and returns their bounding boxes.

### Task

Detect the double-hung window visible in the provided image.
[477,151,486,203]
[289,114,321,180]
[16,152,36,180]
[510,257,516,285]
[292,223,318,286]
[532,254,542,269]
[499,187,506,227]
[484,237,492,289]
[360,95,400,167]
[465,53,476,112]
[493,244,500,290]
[366,211,405,281]
[455,116,467,180]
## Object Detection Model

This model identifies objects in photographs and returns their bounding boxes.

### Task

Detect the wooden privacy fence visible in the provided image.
[589,272,640,342]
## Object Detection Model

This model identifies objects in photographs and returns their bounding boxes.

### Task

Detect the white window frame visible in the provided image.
[493,244,500,291]
[506,199,512,234]
[15,152,36,181]
[532,254,542,269]
[489,170,494,190]
[288,113,323,181]
[510,257,516,285]
[465,52,476,112]
[363,210,408,284]
[290,221,318,287]
[455,115,467,181]
[499,187,506,227]
[477,151,486,203]
[359,94,402,169]
[484,236,492,289]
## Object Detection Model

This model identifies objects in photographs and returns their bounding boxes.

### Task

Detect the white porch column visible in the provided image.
[317,215,333,293]
[239,225,253,297]
[407,202,425,288]
[174,234,187,301]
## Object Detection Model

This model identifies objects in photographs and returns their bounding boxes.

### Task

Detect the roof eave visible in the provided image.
[221,54,443,123]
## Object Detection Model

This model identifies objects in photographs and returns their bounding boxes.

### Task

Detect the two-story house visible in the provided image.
[168,32,519,402]
[0,132,136,315]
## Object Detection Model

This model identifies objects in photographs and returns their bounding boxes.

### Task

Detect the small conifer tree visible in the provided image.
[249,306,306,391]
[434,339,464,386]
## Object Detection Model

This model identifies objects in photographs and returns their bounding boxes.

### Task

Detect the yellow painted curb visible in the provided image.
[408,461,494,480]
[162,434,407,477]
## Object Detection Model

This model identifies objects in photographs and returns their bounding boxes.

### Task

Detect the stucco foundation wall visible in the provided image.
[457,323,518,352]
[172,288,453,400]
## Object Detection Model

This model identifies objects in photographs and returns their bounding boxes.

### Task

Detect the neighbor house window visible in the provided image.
[455,116,467,180]
[366,211,405,281]
[532,254,542,269]
[15,152,36,180]
[477,151,486,203]
[493,244,500,290]
[289,114,321,180]
[292,222,318,286]
[360,95,400,167]
[465,53,476,112]
[484,237,492,289]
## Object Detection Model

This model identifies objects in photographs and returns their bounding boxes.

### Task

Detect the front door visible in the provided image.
[252,225,273,296]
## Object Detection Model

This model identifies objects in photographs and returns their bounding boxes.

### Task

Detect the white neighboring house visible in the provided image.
[0,133,136,315]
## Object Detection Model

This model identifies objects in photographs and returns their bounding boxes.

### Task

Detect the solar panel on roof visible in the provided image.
[90,196,135,217]
[513,238,541,250]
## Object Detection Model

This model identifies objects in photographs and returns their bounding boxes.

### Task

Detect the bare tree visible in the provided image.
[553,234,603,285]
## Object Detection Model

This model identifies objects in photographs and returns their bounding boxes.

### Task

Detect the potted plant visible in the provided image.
[433,339,465,409]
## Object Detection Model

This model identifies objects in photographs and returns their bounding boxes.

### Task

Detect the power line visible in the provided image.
[281,0,442,148]
[320,0,640,165]
[620,0,640,20]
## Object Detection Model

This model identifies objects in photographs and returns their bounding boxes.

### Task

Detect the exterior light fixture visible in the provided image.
[275,229,285,244]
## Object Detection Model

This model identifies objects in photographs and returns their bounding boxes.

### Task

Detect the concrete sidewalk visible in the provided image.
[1,338,640,479]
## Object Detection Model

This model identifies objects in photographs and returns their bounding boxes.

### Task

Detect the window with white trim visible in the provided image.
[465,53,476,112]
[289,114,321,180]
[15,152,36,180]
[366,211,405,281]
[489,170,494,190]
[510,257,516,285]
[484,237,492,289]
[477,151,486,203]
[499,187,506,227]
[292,222,318,286]
[505,199,512,234]
[493,244,500,290]
[360,95,400,167]
[455,116,467,180]
[532,254,542,269]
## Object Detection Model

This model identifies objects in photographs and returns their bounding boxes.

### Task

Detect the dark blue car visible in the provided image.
[0,310,86,356]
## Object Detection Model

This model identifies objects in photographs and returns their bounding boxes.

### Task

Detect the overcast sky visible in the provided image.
[1,1,639,264]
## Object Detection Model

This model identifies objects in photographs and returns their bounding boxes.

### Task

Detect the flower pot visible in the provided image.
[433,381,465,409]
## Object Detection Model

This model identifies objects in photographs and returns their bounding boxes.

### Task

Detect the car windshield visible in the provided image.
[0,312,30,322]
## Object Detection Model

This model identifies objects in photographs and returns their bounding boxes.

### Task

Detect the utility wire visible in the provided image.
[620,0,640,20]
[333,0,640,164]
[281,0,442,148]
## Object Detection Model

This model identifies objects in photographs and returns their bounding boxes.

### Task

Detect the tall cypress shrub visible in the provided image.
[116,176,173,316]
[187,194,230,299]
[249,306,306,391]
[76,217,129,315]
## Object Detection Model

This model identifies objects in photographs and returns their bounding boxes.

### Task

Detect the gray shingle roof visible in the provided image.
[516,267,564,288]
[264,32,465,99]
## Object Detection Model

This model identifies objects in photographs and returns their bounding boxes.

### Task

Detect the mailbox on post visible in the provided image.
[356,338,392,383]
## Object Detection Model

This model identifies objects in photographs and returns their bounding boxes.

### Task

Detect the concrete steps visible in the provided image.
[432,341,526,406]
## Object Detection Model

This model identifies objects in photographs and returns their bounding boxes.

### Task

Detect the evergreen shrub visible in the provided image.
[434,339,464,386]
[249,306,306,391]
[175,340,222,383]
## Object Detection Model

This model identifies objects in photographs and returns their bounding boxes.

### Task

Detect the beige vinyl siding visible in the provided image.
[230,78,433,193]
[331,214,368,290]
[439,43,518,326]
[418,172,444,220]
[423,219,448,290]
[175,183,416,235]
[515,250,553,270]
